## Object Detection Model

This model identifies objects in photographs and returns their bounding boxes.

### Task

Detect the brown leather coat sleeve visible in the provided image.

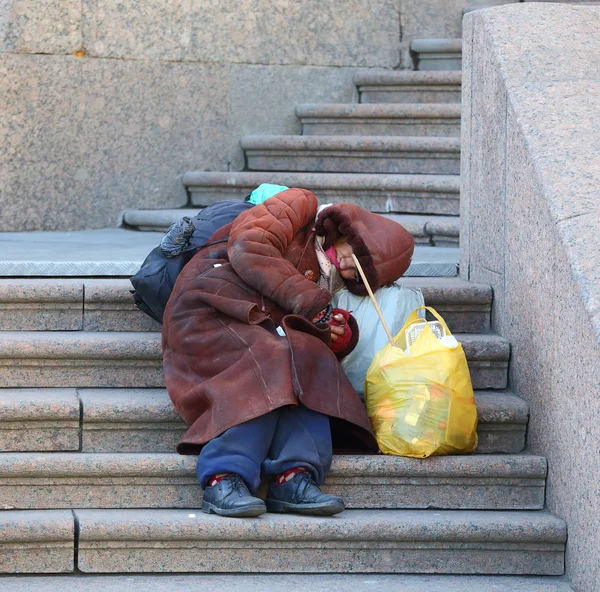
[227,188,332,319]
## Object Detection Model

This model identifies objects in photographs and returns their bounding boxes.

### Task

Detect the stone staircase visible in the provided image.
[0,27,575,592]
[0,274,568,582]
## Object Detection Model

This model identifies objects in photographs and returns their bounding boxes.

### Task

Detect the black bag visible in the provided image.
[130,200,254,323]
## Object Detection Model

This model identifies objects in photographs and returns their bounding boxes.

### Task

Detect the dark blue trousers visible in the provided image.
[196,405,332,493]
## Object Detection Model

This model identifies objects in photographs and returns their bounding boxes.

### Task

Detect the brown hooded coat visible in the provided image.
[162,188,414,455]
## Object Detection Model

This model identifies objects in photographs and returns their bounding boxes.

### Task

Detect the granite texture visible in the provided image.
[226,65,366,170]
[399,1,518,68]
[0,54,227,232]
[0,0,82,54]
[461,5,600,591]
[410,39,463,71]
[297,104,461,137]
[0,388,80,452]
[79,388,184,453]
[83,280,160,332]
[74,509,566,574]
[0,229,161,277]
[0,510,74,573]
[0,327,504,389]
[184,171,461,216]
[355,71,463,104]
[0,575,577,592]
[0,452,545,511]
[78,388,524,454]
[0,230,459,279]
[401,277,491,333]
[242,135,462,175]
[0,280,83,331]
[0,332,163,388]
[81,0,400,67]
[123,211,455,242]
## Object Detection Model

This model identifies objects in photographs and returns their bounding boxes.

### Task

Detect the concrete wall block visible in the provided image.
[0,0,82,54]
[399,0,518,68]
[226,64,363,170]
[81,0,400,67]
[0,54,229,232]
[462,5,600,590]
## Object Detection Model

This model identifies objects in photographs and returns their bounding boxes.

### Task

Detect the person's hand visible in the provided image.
[330,313,346,341]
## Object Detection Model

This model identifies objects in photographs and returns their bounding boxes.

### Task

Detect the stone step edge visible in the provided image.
[74,508,567,545]
[4,267,498,335]
[0,276,488,307]
[0,575,577,592]
[73,508,566,575]
[241,135,461,152]
[0,389,527,454]
[296,103,462,119]
[121,210,459,241]
[0,453,546,511]
[0,509,74,573]
[0,453,545,479]
[181,171,461,192]
[0,331,510,361]
[354,70,463,87]
[0,389,527,431]
[77,389,527,426]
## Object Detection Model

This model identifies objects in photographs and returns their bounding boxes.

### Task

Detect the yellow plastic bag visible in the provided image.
[365,306,478,458]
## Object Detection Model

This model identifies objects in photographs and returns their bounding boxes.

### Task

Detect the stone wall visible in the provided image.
[461,5,600,591]
[1,0,522,231]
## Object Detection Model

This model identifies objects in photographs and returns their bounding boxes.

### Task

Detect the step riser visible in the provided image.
[189,185,460,215]
[76,542,564,576]
[359,88,462,104]
[0,422,525,457]
[0,389,525,455]
[301,120,460,137]
[0,510,74,573]
[416,56,462,71]
[0,473,545,512]
[411,40,463,72]
[0,288,488,335]
[245,152,461,175]
[182,171,461,215]
[0,359,507,390]
[81,421,523,456]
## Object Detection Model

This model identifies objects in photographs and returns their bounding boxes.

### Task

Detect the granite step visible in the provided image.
[0,453,545,511]
[0,388,528,456]
[122,209,460,246]
[73,509,566,575]
[0,332,509,389]
[354,71,462,104]
[0,510,74,573]
[0,230,458,278]
[75,389,527,455]
[183,171,461,215]
[0,275,489,334]
[0,574,576,592]
[410,39,463,71]
[241,135,461,175]
[296,104,461,137]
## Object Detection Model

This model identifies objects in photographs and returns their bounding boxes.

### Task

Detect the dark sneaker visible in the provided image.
[266,471,345,516]
[202,474,266,518]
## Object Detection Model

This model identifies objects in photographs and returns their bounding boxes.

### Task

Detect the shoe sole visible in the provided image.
[202,500,266,518]
[266,499,345,516]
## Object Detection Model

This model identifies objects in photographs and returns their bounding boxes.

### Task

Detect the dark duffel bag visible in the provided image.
[130,200,254,323]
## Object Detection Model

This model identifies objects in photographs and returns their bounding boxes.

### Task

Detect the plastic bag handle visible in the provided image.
[405,305,452,336]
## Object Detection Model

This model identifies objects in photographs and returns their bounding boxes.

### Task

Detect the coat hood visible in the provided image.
[315,203,414,296]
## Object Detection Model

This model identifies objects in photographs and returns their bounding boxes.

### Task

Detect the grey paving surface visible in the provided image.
[0,229,459,277]
[0,574,575,591]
